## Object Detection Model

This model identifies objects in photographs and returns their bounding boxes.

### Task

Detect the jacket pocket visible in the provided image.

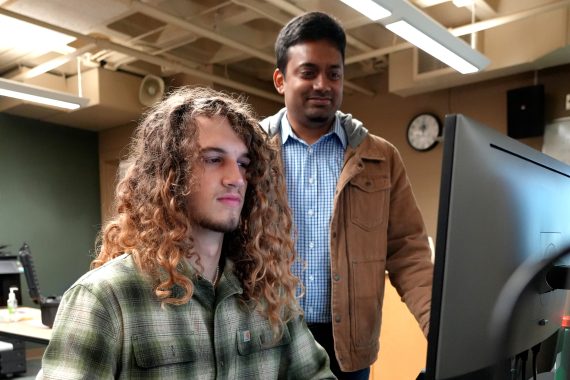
[351,259,384,348]
[236,324,291,356]
[349,175,390,231]
[132,333,197,368]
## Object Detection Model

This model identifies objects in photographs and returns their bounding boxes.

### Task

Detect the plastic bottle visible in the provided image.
[554,315,570,380]
[7,287,18,322]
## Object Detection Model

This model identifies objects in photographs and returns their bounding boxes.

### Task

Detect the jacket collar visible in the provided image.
[261,108,368,149]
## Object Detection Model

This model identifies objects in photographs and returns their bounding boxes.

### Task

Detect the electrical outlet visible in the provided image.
[566,94,570,111]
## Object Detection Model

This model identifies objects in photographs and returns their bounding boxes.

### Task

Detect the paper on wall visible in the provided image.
[542,117,570,165]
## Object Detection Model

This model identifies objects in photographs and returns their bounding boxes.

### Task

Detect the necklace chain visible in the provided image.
[209,265,220,287]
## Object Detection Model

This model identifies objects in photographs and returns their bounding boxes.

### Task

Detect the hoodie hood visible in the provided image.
[261,108,368,149]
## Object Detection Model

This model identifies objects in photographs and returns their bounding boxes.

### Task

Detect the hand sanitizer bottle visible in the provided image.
[7,287,18,322]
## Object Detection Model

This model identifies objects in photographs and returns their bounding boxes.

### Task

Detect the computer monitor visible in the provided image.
[425,114,570,379]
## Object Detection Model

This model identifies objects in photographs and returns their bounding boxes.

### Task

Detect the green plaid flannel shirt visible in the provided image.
[40,254,335,379]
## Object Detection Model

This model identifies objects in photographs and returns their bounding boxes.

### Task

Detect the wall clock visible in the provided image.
[406,113,442,152]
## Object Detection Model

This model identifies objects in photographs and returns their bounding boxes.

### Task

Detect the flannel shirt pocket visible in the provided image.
[236,324,291,356]
[132,333,198,368]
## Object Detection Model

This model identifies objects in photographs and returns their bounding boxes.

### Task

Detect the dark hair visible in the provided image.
[275,11,346,75]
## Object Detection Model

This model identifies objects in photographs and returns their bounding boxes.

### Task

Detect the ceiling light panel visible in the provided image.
[339,0,392,21]
[0,14,76,56]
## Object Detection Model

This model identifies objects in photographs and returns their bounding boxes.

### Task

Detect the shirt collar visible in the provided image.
[280,114,347,149]
[183,257,243,298]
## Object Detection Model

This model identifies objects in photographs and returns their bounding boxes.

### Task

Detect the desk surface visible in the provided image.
[0,307,52,344]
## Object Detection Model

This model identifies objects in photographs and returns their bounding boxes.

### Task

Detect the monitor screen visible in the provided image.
[425,114,570,379]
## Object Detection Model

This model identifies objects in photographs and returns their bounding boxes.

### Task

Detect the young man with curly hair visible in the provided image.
[39,87,334,380]
[263,12,434,380]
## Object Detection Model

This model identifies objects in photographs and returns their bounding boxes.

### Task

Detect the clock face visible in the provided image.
[407,113,441,151]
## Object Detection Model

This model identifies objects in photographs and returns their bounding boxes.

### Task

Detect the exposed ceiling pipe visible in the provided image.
[0,7,283,103]
[129,0,374,96]
[260,0,301,16]
[346,42,412,65]
[109,35,202,72]
[11,43,96,80]
[231,0,290,24]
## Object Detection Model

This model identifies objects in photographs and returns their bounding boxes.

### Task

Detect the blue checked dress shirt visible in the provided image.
[280,115,347,324]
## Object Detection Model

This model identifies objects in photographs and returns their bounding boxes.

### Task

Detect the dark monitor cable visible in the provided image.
[531,343,541,380]
[519,350,528,380]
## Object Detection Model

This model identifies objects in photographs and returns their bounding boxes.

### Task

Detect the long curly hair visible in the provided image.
[94,86,300,334]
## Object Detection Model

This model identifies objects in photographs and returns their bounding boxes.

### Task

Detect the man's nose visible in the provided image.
[222,161,246,188]
[313,73,330,91]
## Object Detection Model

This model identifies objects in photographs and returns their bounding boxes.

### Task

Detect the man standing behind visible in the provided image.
[262,12,434,379]
[39,87,334,380]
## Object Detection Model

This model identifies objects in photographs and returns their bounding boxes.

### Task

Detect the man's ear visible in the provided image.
[273,68,285,95]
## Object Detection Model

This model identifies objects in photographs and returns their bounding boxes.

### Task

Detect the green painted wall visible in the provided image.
[0,113,100,306]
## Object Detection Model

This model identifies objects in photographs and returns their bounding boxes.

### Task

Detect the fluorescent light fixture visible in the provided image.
[0,14,75,56]
[386,20,478,73]
[339,0,391,21]
[0,78,89,110]
[452,0,475,7]
[339,0,490,74]
[414,0,448,6]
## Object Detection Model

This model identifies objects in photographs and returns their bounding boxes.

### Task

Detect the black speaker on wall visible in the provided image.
[507,84,545,139]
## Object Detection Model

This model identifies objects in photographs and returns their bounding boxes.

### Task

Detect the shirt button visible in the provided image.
[335,315,341,323]
[307,209,314,216]
[332,232,337,239]
[334,273,340,281]
[308,177,314,184]
[308,241,315,248]
[308,307,313,313]
[309,275,314,281]
[220,360,224,367]
[308,147,313,154]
